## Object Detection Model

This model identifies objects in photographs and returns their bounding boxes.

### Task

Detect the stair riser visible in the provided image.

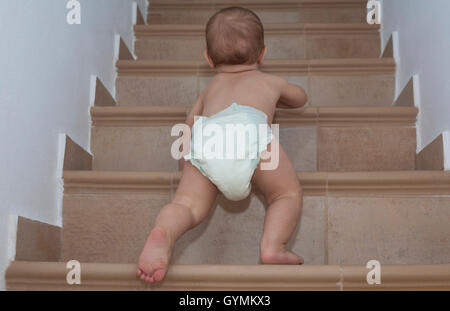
[328,197,450,265]
[147,8,365,24]
[116,74,395,107]
[135,35,380,60]
[61,194,324,264]
[61,192,450,265]
[91,126,416,172]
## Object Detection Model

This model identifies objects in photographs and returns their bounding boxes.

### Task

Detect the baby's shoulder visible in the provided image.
[254,71,287,89]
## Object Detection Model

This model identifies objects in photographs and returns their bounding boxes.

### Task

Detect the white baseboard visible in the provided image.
[113,33,121,98]
[89,75,97,108]
[443,131,450,171]
[0,214,17,291]
[132,2,138,25]
[6,215,18,263]
[390,31,401,99]
[55,134,67,228]
[412,74,422,152]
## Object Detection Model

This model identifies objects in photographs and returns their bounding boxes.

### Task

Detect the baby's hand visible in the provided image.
[277,79,308,109]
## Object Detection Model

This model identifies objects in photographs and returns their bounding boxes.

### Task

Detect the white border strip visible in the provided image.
[6,215,18,262]
[55,134,67,228]
[391,31,401,99]
[412,74,422,152]
[131,2,138,60]
[132,2,138,25]
[443,131,450,171]
[112,33,121,98]
[89,75,97,108]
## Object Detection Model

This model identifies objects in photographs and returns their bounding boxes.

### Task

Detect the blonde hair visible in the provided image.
[205,7,265,66]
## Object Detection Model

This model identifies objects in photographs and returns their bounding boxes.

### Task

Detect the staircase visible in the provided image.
[6,0,450,290]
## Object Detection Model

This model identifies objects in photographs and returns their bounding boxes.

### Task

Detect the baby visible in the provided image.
[137,6,308,283]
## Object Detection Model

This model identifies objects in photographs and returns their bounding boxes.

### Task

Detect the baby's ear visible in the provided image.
[204,50,216,68]
[257,46,267,65]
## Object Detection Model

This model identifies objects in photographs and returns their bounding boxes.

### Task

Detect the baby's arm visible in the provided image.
[277,78,308,109]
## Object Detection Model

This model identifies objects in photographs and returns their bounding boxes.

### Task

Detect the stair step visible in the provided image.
[147,0,367,24]
[62,170,450,196]
[135,23,380,60]
[90,106,416,172]
[91,106,417,127]
[116,59,395,107]
[61,170,450,265]
[6,261,450,290]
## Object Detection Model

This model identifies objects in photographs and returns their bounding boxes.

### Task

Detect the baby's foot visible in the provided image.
[137,226,172,283]
[260,246,304,265]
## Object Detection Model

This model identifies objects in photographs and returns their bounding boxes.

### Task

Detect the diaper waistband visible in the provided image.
[195,102,269,125]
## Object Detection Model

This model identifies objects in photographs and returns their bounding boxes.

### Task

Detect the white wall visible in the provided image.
[0,0,147,290]
[380,0,450,157]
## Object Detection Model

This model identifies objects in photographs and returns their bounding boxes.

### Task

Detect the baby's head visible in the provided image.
[205,7,266,67]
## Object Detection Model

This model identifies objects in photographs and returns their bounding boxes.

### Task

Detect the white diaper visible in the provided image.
[184,103,274,201]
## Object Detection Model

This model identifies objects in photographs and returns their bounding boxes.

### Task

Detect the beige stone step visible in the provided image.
[90,106,417,172]
[135,23,380,60]
[6,261,450,290]
[147,0,367,24]
[60,170,450,266]
[116,58,396,107]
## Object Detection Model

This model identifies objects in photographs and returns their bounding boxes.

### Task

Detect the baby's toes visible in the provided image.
[153,268,167,282]
[145,275,153,283]
[140,273,147,282]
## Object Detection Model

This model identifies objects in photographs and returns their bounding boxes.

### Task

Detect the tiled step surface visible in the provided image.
[7,261,450,290]
[147,0,367,24]
[60,170,450,266]
[90,106,417,172]
[135,23,380,60]
[115,59,396,107]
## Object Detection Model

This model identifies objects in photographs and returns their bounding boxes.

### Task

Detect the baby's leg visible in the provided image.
[252,138,304,264]
[137,161,218,283]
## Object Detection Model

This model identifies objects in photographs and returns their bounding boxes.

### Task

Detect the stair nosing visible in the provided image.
[134,22,380,37]
[62,170,450,196]
[7,261,450,290]
[148,0,368,10]
[116,58,396,76]
[90,106,418,127]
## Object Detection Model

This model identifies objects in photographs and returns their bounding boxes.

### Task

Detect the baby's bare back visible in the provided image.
[200,70,285,124]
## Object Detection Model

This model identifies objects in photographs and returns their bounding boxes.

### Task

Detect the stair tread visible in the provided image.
[116,59,395,107]
[134,22,381,60]
[7,261,450,290]
[147,0,367,25]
